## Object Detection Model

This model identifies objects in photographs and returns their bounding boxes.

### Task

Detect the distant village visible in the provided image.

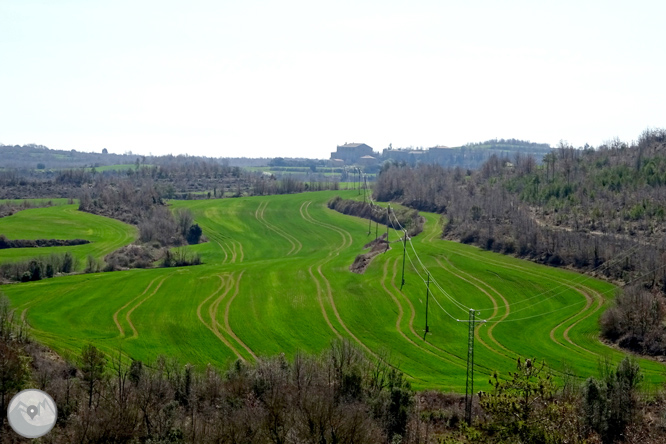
[329,140,552,169]
[329,143,452,167]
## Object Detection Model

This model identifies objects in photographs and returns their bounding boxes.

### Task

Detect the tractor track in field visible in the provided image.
[301,201,342,338]
[300,200,377,358]
[387,256,501,375]
[308,265,343,339]
[208,274,245,361]
[235,240,244,262]
[125,276,169,339]
[480,256,605,358]
[434,256,515,361]
[255,201,302,255]
[425,223,584,374]
[208,230,232,264]
[197,274,230,330]
[551,284,603,357]
[421,219,515,365]
[381,257,470,371]
[219,241,229,263]
[223,239,243,263]
[382,258,405,337]
[230,241,238,263]
[425,216,444,243]
[300,201,353,249]
[430,255,575,377]
[198,273,245,361]
[221,271,256,360]
[113,276,164,338]
[446,248,607,359]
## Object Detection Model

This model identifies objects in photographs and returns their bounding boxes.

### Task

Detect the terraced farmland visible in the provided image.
[2,191,663,391]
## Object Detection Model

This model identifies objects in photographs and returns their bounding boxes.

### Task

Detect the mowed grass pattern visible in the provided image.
[2,191,664,391]
[0,204,137,267]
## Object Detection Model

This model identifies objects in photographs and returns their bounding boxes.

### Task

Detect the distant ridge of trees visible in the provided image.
[381,138,552,169]
[0,143,142,170]
[463,137,551,151]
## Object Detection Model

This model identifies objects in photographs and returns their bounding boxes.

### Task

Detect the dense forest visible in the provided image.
[0,144,275,169]
[374,128,666,357]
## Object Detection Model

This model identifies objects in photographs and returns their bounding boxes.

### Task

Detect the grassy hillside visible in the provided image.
[0,204,137,267]
[2,191,663,391]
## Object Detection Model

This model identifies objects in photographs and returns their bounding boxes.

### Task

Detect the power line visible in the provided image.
[386,209,470,313]
[483,260,666,324]
[404,247,459,321]
[388,208,471,313]
[382,195,660,326]
[459,242,645,314]
[439,239,648,320]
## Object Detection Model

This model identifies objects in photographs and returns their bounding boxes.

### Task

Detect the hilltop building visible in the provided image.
[330,143,374,164]
[382,147,426,163]
[359,155,378,166]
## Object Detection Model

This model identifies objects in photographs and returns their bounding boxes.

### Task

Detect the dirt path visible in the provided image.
[125,276,169,339]
[113,276,164,337]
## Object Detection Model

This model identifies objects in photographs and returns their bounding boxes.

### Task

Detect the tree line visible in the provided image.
[327,196,425,237]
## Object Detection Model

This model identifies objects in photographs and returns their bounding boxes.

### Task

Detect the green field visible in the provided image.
[1,191,663,391]
[86,164,152,172]
[0,198,71,206]
[0,204,137,267]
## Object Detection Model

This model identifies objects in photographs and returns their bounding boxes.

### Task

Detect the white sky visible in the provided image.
[1,0,664,158]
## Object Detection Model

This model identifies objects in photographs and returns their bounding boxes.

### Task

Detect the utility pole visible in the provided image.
[460,309,485,425]
[385,205,390,252]
[363,176,367,204]
[424,273,430,336]
[375,220,378,241]
[400,231,407,289]
[357,168,361,195]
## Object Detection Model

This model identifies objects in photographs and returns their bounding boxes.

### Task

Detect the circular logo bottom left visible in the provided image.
[7,389,57,438]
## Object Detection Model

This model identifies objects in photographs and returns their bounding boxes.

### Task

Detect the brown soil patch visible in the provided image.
[349,234,390,274]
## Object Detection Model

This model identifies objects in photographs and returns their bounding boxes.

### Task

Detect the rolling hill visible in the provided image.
[1,190,662,391]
